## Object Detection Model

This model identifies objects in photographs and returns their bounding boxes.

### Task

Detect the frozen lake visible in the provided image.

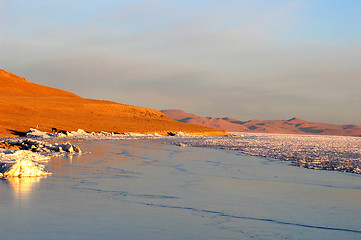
[1,139,361,240]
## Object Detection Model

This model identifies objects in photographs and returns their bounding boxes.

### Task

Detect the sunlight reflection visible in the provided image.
[7,177,43,202]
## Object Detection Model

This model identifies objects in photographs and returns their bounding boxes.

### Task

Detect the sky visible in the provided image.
[1,0,360,125]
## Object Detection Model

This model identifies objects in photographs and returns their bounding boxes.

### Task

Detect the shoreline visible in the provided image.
[0,136,81,177]
[1,129,361,177]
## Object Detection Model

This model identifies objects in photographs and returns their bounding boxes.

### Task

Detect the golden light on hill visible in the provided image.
[0,69,227,137]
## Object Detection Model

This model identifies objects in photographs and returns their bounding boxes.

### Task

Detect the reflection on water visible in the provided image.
[6,177,43,202]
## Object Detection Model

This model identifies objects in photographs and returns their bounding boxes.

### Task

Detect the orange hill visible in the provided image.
[161,109,361,137]
[0,70,227,137]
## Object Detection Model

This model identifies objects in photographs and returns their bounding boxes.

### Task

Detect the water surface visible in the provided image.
[1,139,361,240]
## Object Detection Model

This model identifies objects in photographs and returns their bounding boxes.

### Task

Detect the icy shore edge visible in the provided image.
[0,128,188,178]
[26,129,361,174]
[0,135,81,178]
[2,129,361,176]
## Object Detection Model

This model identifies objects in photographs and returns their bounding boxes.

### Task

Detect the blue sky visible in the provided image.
[1,0,360,124]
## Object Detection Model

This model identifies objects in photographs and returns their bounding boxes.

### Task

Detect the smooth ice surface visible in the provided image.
[1,139,361,240]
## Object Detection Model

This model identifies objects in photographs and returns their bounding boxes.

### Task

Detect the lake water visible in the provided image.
[1,139,361,240]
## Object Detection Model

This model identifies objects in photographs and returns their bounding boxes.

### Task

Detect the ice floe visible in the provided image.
[0,149,51,177]
[0,139,81,177]
[5,139,81,153]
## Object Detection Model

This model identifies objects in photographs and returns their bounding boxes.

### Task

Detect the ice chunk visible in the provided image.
[0,150,51,177]
[0,139,82,177]
[26,128,52,138]
[77,129,87,134]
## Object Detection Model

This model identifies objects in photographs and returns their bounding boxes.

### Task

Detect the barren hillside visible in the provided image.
[0,70,227,137]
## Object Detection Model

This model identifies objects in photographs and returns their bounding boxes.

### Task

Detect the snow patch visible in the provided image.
[169,133,361,174]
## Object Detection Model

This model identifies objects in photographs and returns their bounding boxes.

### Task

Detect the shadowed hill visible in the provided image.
[161,109,361,137]
[0,70,227,137]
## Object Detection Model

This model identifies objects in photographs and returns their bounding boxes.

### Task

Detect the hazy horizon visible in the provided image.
[1,0,360,125]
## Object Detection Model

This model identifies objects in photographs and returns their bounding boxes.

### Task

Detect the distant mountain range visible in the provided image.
[161,109,361,137]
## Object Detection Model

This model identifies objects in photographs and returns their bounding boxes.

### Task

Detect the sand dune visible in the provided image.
[0,70,227,137]
[161,110,361,137]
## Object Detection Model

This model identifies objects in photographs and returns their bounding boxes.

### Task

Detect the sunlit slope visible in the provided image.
[0,69,80,97]
[0,70,227,137]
